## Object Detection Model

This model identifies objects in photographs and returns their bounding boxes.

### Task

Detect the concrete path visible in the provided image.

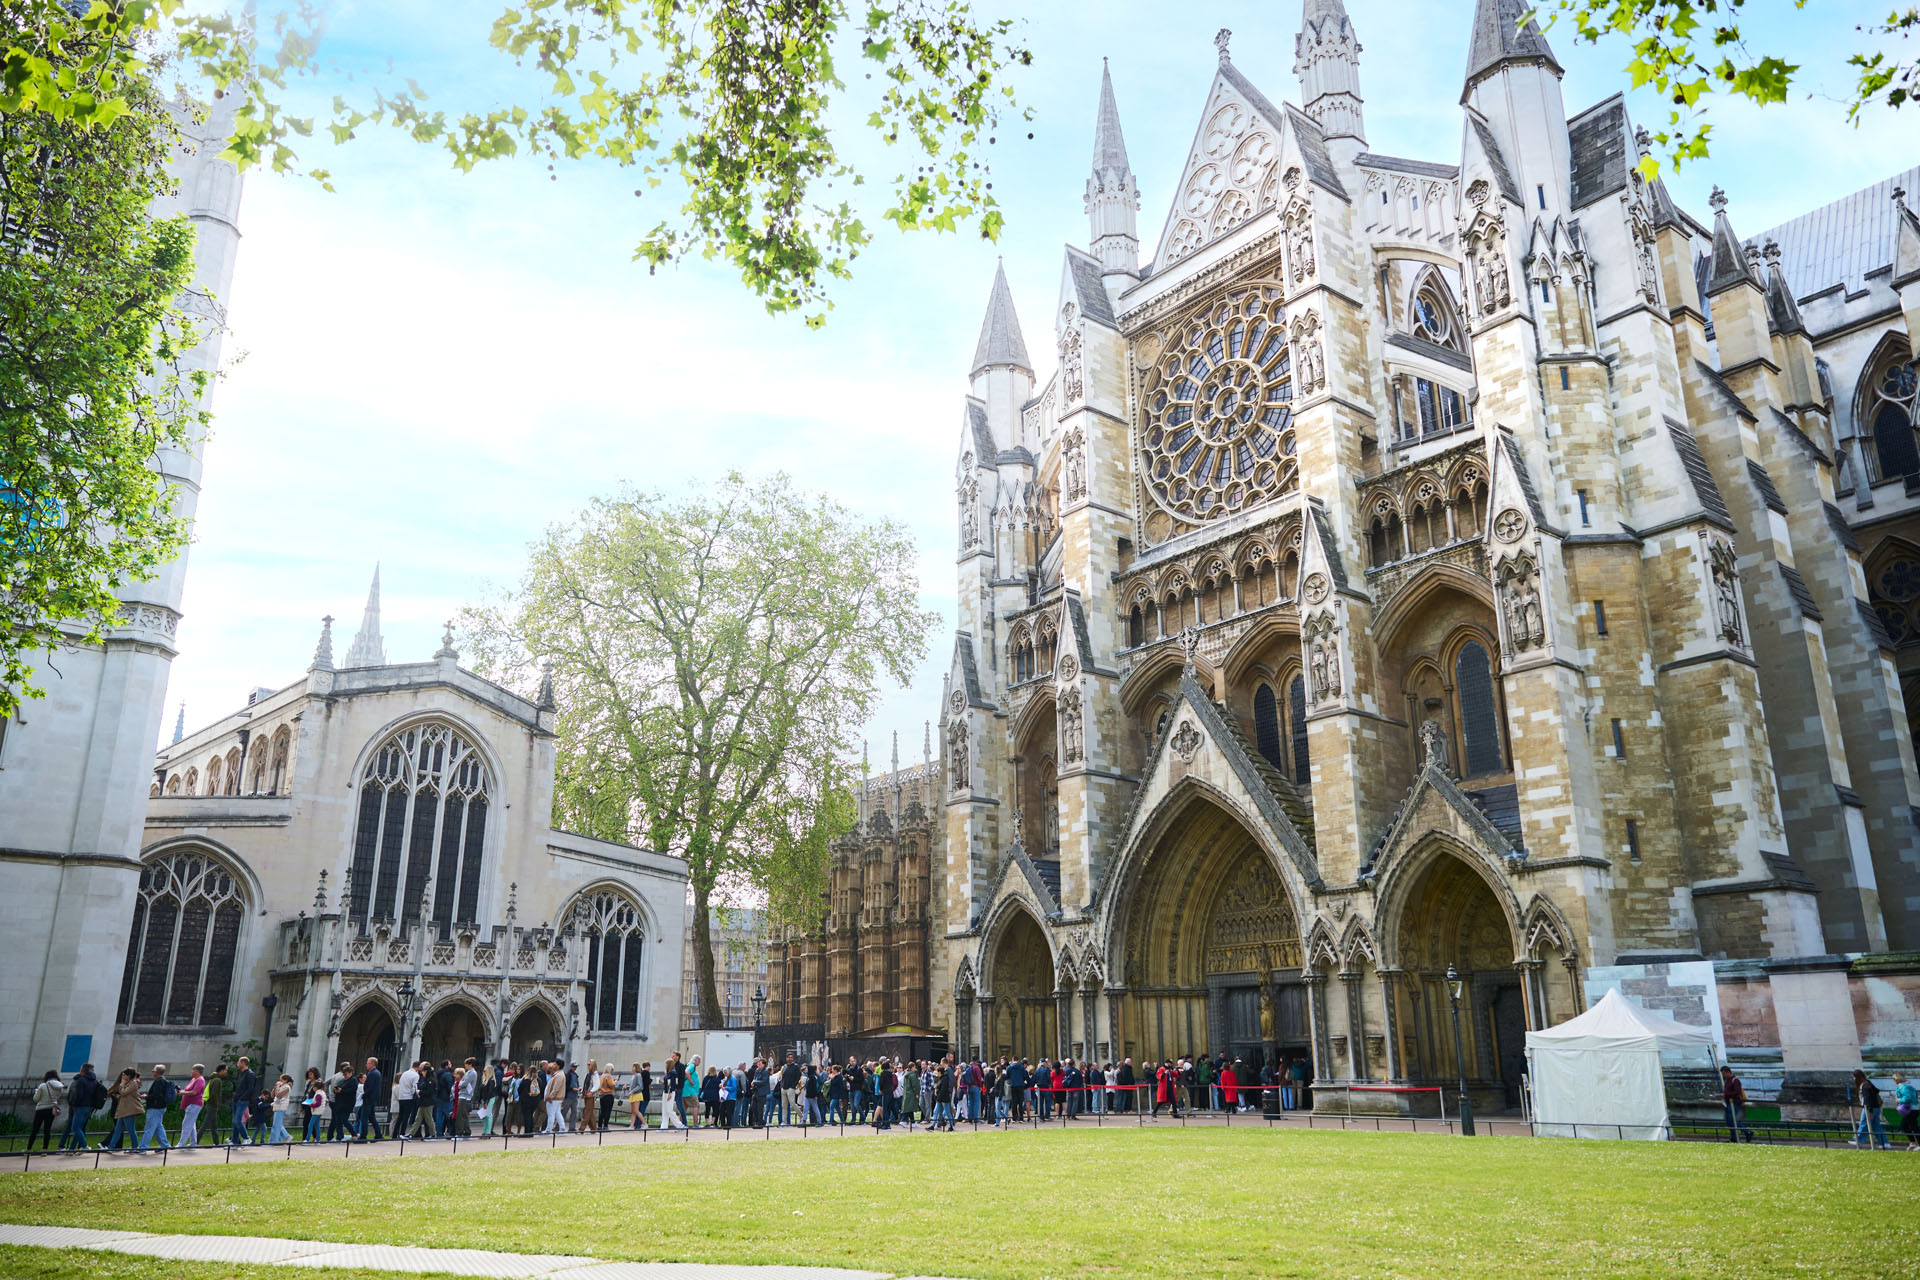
[0,1223,965,1280]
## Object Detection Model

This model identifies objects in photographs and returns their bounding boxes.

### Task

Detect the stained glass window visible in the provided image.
[1139,284,1296,524]
[1865,344,1919,481]
[348,723,491,933]
[1289,675,1310,784]
[1253,684,1283,772]
[1455,641,1504,778]
[578,890,646,1033]
[117,851,246,1027]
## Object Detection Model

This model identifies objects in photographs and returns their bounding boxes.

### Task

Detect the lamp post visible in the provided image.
[397,979,418,1065]
[1446,964,1475,1136]
[260,992,280,1079]
[752,985,767,1029]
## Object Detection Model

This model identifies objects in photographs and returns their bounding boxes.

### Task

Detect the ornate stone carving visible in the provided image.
[1058,652,1079,683]
[1061,426,1087,504]
[1492,508,1528,544]
[1059,687,1084,764]
[1708,538,1744,645]
[960,478,980,549]
[1305,612,1342,703]
[1466,209,1512,317]
[1171,718,1203,763]
[1302,572,1330,606]
[1419,717,1452,777]
[1292,308,1325,391]
[1498,553,1546,653]
[1285,195,1316,285]
[1059,304,1084,409]
[947,717,969,795]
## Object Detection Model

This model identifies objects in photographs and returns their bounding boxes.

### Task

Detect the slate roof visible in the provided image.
[1464,0,1562,94]
[972,260,1032,375]
[1063,246,1118,327]
[1469,116,1523,205]
[1568,98,1629,210]
[1859,599,1896,651]
[965,400,994,462]
[1747,459,1787,515]
[1309,505,1350,591]
[1694,360,1758,422]
[1752,166,1920,300]
[1777,409,1831,465]
[1825,502,1860,552]
[1464,782,1525,855]
[1500,433,1549,525]
[1779,564,1823,621]
[1385,330,1475,373]
[954,633,989,707]
[1665,419,1735,527]
[1353,152,1460,180]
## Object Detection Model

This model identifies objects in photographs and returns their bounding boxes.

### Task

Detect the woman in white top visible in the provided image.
[268,1074,295,1144]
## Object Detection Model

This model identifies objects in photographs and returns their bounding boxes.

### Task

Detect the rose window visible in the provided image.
[1140,284,1296,523]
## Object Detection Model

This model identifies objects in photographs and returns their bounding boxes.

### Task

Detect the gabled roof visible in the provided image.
[1353,152,1460,180]
[1463,0,1562,99]
[963,399,994,462]
[1665,418,1735,529]
[1751,166,1920,299]
[1568,97,1630,210]
[1062,245,1118,327]
[1466,115,1522,206]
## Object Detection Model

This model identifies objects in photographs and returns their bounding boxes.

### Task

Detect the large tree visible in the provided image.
[1531,1,1916,173]
[464,472,933,1028]
[0,33,204,717]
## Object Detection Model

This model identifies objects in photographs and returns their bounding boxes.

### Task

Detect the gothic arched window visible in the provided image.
[1861,341,1919,482]
[577,889,647,1033]
[347,722,491,933]
[1410,276,1466,352]
[1253,683,1283,772]
[1454,639,1505,778]
[268,727,291,795]
[117,849,246,1027]
[1128,603,1146,648]
[1288,674,1310,784]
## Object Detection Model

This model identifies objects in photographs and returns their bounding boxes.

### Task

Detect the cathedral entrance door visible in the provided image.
[509,1006,560,1062]
[1390,845,1518,1093]
[340,1002,397,1084]
[423,1001,488,1067]
[1491,984,1527,1109]
[1116,796,1299,1068]
[985,907,1056,1062]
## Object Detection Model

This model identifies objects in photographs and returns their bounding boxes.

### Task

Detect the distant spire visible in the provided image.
[1762,241,1807,336]
[891,729,901,780]
[1463,0,1561,96]
[970,259,1032,376]
[1086,60,1141,274]
[310,614,335,672]
[171,701,186,744]
[1705,185,1761,295]
[343,564,387,668]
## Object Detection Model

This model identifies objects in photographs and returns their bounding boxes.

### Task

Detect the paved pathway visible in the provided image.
[0,1223,965,1280]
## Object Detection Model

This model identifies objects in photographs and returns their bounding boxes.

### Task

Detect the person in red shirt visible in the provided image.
[1221,1061,1240,1111]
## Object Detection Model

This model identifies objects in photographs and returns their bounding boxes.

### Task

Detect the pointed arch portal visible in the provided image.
[1112,795,1304,1072]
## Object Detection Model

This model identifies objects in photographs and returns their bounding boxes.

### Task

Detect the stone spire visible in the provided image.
[970,259,1032,377]
[1762,240,1807,336]
[536,661,556,711]
[433,620,458,662]
[1463,0,1561,97]
[1705,186,1761,295]
[310,614,335,672]
[1294,0,1366,147]
[343,563,387,668]
[1085,59,1140,275]
[171,702,185,745]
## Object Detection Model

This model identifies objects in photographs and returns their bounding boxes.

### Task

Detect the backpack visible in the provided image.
[149,1079,177,1110]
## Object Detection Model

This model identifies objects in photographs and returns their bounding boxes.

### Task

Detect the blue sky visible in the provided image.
[163,0,1911,760]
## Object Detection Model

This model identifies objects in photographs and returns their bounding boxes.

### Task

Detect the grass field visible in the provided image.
[4,1127,1913,1279]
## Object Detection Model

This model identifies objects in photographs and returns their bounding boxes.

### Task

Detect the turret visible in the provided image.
[1294,0,1365,155]
[969,260,1034,448]
[1461,0,1570,218]
[1084,59,1140,276]
[343,563,386,668]
[1703,186,1771,371]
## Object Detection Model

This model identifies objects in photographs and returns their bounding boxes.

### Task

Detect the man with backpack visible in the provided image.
[229,1057,257,1146]
[138,1065,177,1150]
[60,1063,103,1151]
[1714,1065,1756,1143]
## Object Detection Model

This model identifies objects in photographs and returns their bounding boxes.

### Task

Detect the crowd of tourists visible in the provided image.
[23,1054,1919,1151]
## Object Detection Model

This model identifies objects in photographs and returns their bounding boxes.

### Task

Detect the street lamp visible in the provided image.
[397,979,418,1062]
[260,993,280,1079]
[1446,964,1475,1136]
[751,986,767,1029]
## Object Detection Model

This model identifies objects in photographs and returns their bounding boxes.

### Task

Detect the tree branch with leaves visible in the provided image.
[463,472,932,1028]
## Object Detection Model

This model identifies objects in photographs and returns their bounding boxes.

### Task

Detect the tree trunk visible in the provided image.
[691,880,724,1029]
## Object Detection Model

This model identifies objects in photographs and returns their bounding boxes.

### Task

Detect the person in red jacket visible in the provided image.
[1153,1061,1182,1119]
[1221,1060,1240,1111]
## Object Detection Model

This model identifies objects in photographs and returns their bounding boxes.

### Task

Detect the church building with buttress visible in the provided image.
[769,0,1920,1113]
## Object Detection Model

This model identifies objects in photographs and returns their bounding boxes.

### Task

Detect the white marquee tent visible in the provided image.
[1525,988,1717,1139]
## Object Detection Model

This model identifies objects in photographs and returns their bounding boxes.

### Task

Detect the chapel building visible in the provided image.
[920,0,1920,1112]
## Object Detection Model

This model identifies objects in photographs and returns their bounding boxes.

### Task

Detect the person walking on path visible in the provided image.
[267,1074,294,1144]
[29,1070,64,1151]
[328,1066,357,1142]
[1892,1072,1918,1150]
[303,1073,328,1142]
[1714,1066,1756,1142]
[137,1065,177,1150]
[630,1063,651,1130]
[1850,1069,1892,1149]
[357,1057,385,1141]
[105,1069,144,1150]
[179,1066,208,1147]
[229,1058,257,1146]
[542,1060,567,1134]
[60,1063,102,1151]
[203,1066,228,1145]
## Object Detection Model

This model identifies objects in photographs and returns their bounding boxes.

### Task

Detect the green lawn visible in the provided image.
[4,1127,1913,1279]
[0,1247,459,1280]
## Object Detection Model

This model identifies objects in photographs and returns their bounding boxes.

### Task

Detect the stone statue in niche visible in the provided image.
[1259,983,1276,1042]
[1709,541,1744,645]
[1499,556,1546,653]
[1306,615,1342,703]
[1285,197,1315,285]
[1060,320,1084,407]
[1059,687,1085,764]
[1062,427,1087,503]
[947,718,969,794]
[1419,716,1452,777]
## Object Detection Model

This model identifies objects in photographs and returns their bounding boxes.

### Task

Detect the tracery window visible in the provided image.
[1454,639,1505,778]
[204,757,222,796]
[268,728,290,795]
[1139,283,1296,525]
[1410,277,1465,352]
[577,889,647,1033]
[1862,341,1919,482]
[224,748,242,795]
[1870,546,1920,648]
[347,722,491,933]
[1253,684,1284,773]
[1288,674,1310,784]
[117,850,245,1027]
